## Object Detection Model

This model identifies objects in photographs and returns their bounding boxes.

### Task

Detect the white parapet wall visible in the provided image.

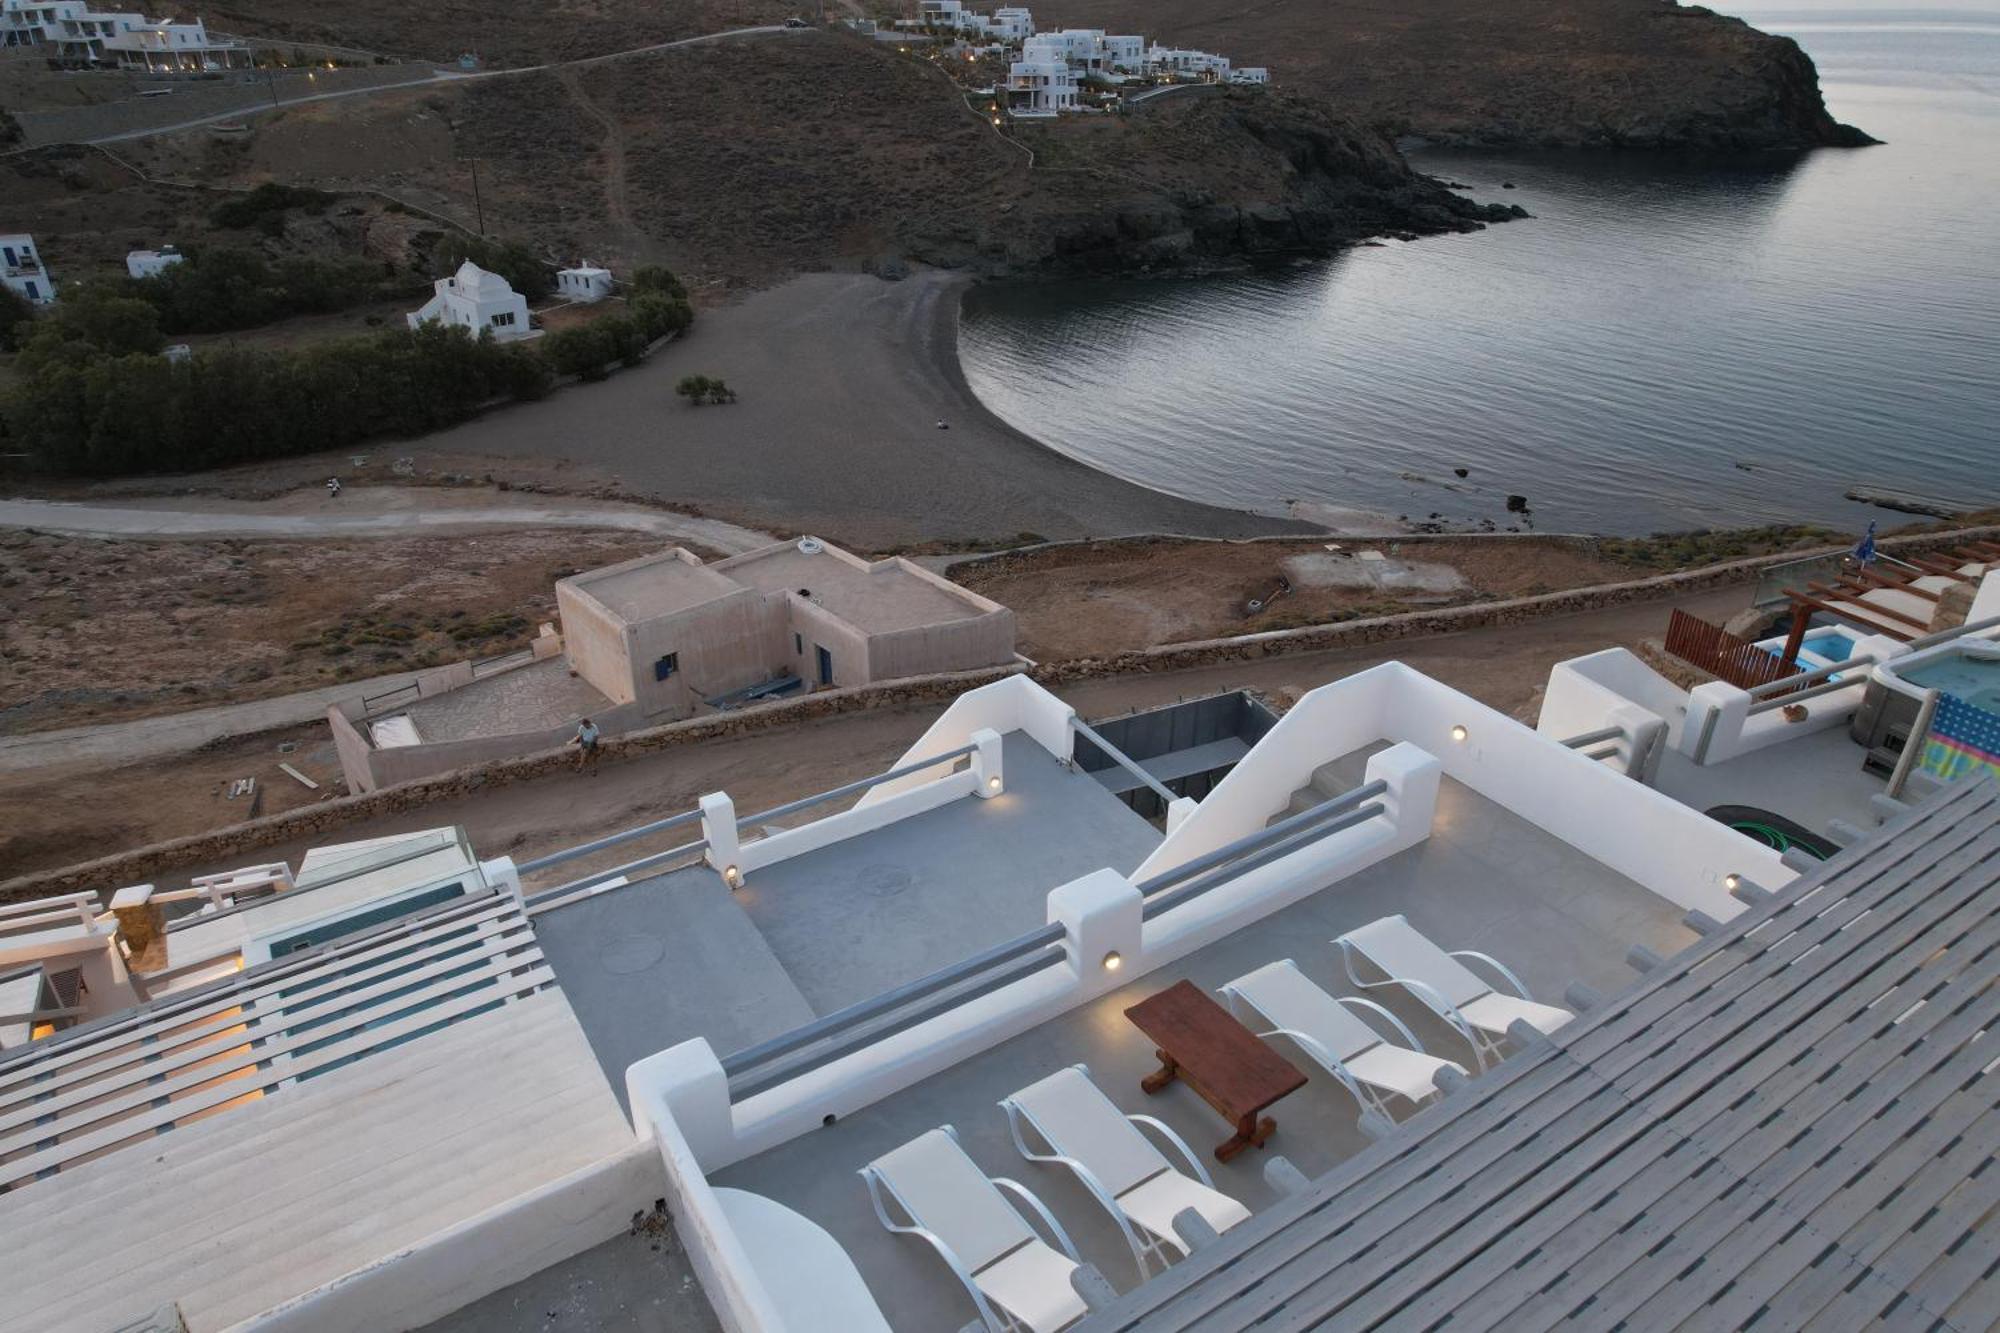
[1680,631,1907,766]
[1144,663,1788,922]
[854,674,1075,807]
[1539,648,1691,749]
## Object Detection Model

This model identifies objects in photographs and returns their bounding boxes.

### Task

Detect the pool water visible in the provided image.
[1902,653,2000,714]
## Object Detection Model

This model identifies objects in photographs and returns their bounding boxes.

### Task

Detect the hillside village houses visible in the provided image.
[0,232,55,305]
[124,244,183,280]
[0,0,248,69]
[899,3,1263,114]
[406,260,535,342]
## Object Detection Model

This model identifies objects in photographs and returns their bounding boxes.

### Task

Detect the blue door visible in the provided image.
[816,645,834,686]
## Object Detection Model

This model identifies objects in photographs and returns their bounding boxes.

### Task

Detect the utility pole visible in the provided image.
[469,156,486,237]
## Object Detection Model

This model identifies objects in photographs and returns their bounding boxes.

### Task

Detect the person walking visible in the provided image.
[326,477,342,500]
[570,717,601,774]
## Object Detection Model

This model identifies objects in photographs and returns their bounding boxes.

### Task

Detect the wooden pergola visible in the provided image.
[1777,542,1998,665]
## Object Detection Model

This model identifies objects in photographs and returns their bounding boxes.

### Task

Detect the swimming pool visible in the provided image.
[1901,649,2000,714]
[1755,625,1868,680]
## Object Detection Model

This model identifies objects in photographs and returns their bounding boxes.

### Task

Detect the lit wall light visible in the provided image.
[987,776,1003,792]
[1450,724,1469,743]
[1724,873,1741,891]
[722,865,743,889]
[1101,950,1122,972]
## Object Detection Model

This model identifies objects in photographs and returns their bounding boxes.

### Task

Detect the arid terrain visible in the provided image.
[950,529,1840,660]
[0,526,666,732]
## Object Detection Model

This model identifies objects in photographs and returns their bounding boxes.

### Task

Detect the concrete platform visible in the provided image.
[713,771,1692,1332]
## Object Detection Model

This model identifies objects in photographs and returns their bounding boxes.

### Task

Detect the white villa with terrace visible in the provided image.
[0,231,55,305]
[4,558,1999,1331]
[406,260,535,342]
[0,0,246,68]
[973,6,1261,117]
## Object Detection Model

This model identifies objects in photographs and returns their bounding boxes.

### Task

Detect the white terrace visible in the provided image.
[7,585,2000,1330]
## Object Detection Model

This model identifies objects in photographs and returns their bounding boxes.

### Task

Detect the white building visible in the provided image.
[0,0,246,67]
[1147,43,1233,80]
[1228,65,1269,85]
[124,245,183,280]
[406,260,534,342]
[0,232,55,305]
[1005,53,1076,115]
[988,4,1032,39]
[555,261,615,304]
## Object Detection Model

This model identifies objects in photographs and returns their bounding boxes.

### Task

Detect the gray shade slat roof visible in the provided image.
[1082,776,2000,1333]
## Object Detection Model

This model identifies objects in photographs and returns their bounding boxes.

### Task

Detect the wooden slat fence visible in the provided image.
[1664,607,1802,690]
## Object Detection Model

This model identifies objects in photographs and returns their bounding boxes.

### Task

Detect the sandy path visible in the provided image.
[0,488,774,552]
[396,270,1312,549]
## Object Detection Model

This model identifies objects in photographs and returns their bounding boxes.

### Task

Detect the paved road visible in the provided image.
[72,26,793,145]
[0,672,423,774]
[0,491,775,552]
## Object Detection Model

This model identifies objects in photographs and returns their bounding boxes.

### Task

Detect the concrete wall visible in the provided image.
[864,606,1017,681]
[357,701,649,791]
[1680,631,1907,766]
[630,589,789,717]
[785,596,871,690]
[1538,648,1690,748]
[556,578,636,708]
[248,1144,665,1333]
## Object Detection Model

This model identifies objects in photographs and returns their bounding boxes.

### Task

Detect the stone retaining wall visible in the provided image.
[7,523,1994,905]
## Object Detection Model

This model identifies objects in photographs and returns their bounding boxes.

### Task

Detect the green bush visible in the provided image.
[0,284,37,352]
[427,235,552,300]
[629,265,688,300]
[127,247,395,334]
[675,374,735,405]
[210,182,336,230]
[4,321,551,476]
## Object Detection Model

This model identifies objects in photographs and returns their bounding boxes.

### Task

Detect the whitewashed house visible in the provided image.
[125,245,184,280]
[0,0,246,67]
[406,261,534,342]
[555,261,615,304]
[0,232,55,305]
[1147,43,1233,80]
[989,4,1032,39]
[1229,65,1270,85]
[1006,53,1076,115]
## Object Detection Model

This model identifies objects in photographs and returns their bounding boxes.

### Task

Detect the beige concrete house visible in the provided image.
[328,538,1015,792]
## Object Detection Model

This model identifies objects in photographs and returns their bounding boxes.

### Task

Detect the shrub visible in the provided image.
[675,374,734,405]
[427,235,552,300]
[210,182,336,229]
[123,247,400,334]
[0,284,35,352]
[629,265,687,300]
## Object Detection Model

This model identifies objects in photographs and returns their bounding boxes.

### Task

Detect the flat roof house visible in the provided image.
[125,244,183,280]
[327,537,1016,792]
[406,259,534,342]
[556,260,615,303]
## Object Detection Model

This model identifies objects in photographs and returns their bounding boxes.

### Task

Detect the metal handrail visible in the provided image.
[1134,779,1387,896]
[1558,726,1623,749]
[516,808,705,875]
[521,838,710,909]
[721,922,1067,1078]
[1140,801,1385,921]
[1071,718,1178,807]
[721,776,1396,1100]
[1746,674,1864,715]
[736,743,977,829]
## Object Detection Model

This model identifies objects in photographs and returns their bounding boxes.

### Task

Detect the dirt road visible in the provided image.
[145,580,1745,893]
[0,488,774,552]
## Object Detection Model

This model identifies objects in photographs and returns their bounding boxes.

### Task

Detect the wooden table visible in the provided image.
[1124,979,1308,1162]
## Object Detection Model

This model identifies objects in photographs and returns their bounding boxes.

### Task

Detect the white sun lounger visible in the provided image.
[860,1125,1089,1333]
[1333,914,1573,1070]
[1000,1063,1251,1280]
[1219,959,1465,1128]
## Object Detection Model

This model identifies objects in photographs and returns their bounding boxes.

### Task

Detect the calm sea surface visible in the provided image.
[957,5,2000,534]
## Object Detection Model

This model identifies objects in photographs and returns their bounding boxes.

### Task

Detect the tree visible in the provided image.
[428,235,552,300]
[630,265,688,300]
[675,374,712,404]
[0,284,35,352]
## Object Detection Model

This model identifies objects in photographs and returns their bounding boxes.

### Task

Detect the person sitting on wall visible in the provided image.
[570,717,601,774]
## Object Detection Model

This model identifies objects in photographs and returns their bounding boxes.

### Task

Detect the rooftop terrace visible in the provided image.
[537,731,1162,1108]
[709,762,1693,1331]
[567,548,746,622]
[395,654,611,744]
[716,542,999,633]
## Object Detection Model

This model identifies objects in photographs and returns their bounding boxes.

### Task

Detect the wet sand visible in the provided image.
[402,270,1310,549]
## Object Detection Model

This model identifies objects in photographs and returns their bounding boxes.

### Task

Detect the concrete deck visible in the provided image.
[1653,724,1888,843]
[713,772,1694,1332]
[401,657,611,743]
[539,731,1162,1106]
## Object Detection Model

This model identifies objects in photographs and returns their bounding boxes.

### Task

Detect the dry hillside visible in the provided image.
[1047,0,1869,148]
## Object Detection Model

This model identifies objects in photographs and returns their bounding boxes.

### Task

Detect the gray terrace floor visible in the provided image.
[401,656,610,743]
[1653,723,1891,844]
[536,731,1163,1110]
[713,770,1697,1333]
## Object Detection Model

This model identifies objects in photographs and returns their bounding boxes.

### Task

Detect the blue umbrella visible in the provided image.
[1853,521,1878,565]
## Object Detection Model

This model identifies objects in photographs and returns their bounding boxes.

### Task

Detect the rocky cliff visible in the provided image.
[1051,0,1873,151]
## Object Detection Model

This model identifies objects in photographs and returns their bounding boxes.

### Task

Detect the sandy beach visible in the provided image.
[396,270,1309,549]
